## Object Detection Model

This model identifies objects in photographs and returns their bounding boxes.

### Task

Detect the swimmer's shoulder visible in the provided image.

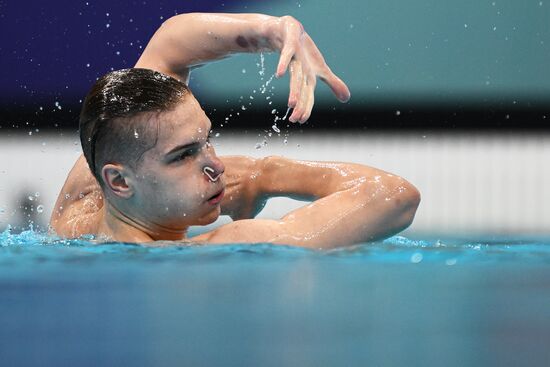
[50,154,104,238]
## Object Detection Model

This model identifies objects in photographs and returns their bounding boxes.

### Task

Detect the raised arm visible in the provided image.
[199,156,421,249]
[135,13,350,123]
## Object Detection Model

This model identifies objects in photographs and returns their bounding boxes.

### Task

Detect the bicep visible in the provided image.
[205,179,413,249]
[134,17,191,82]
[204,192,355,248]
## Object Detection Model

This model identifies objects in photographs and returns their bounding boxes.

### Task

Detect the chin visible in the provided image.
[195,206,221,226]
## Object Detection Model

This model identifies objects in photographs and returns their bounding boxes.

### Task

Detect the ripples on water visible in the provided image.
[2,228,550,367]
[1,228,550,266]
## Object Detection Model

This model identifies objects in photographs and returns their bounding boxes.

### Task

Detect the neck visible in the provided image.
[99,201,189,242]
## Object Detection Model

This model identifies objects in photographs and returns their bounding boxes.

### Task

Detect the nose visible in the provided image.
[202,153,225,182]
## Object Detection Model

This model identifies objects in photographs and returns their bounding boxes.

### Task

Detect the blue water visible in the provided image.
[1,229,550,367]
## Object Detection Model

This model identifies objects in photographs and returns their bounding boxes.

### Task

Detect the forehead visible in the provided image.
[152,96,211,154]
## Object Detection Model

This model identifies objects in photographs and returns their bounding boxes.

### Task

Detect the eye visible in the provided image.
[172,148,197,163]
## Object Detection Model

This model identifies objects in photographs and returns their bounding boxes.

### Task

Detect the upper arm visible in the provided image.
[134,15,193,82]
[201,174,420,249]
[49,155,103,237]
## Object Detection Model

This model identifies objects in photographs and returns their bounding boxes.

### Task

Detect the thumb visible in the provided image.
[322,72,351,103]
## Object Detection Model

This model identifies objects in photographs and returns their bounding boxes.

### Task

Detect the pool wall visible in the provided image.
[1,131,549,236]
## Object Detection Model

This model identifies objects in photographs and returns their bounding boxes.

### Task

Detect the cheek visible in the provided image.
[152,172,205,207]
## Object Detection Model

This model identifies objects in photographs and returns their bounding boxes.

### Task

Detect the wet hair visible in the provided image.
[79,68,189,186]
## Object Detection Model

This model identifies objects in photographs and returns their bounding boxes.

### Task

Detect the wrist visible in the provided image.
[261,16,286,52]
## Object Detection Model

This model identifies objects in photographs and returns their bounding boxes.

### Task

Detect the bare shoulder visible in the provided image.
[49,155,104,237]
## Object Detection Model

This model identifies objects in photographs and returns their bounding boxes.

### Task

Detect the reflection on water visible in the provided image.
[1,230,550,367]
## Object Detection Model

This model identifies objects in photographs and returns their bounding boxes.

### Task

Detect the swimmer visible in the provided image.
[49,13,420,248]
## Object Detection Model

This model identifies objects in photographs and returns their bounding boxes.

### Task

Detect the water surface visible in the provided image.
[1,229,549,367]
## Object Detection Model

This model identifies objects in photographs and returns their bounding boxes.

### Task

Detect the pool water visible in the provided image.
[1,229,549,367]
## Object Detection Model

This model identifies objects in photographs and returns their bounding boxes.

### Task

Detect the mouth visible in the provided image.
[206,188,225,205]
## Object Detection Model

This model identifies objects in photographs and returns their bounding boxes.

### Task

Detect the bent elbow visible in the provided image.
[395,180,421,231]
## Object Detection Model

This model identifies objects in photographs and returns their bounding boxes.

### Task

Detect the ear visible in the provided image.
[101,163,134,199]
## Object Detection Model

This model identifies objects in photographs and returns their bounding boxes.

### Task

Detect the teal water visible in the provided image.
[1,229,550,367]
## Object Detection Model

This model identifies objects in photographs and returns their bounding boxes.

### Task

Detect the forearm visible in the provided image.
[258,155,391,201]
[135,13,283,80]
[256,156,420,247]
[278,178,420,248]
[215,167,420,248]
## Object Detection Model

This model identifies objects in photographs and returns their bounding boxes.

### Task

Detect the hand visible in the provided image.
[219,156,268,220]
[269,16,351,123]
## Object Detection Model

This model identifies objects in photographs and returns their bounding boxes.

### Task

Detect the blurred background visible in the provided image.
[1,0,549,236]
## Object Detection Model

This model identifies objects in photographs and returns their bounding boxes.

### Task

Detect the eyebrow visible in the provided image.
[164,123,212,158]
[164,142,201,158]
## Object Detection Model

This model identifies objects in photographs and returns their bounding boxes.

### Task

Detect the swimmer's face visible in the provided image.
[127,96,225,230]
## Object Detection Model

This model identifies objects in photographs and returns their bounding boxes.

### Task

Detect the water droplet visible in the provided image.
[34,192,40,198]
[445,258,457,266]
[395,110,401,116]
[215,133,220,137]
[134,129,139,139]
[411,253,423,263]
[28,195,35,201]
[36,205,44,214]
[259,53,265,76]
[241,105,247,110]
[242,68,246,74]
[254,143,262,149]
[272,124,280,133]
[282,107,291,121]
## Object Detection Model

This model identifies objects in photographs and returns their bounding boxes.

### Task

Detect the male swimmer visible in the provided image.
[49,13,420,248]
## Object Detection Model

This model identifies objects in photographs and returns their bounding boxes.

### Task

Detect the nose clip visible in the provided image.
[203,166,221,182]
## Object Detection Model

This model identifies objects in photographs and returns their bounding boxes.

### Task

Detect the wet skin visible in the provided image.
[97,96,226,241]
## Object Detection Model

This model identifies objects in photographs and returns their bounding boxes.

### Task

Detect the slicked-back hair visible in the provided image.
[79,68,189,186]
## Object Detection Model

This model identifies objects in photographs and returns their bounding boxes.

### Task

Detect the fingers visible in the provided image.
[276,17,304,78]
[302,34,351,103]
[289,70,315,124]
[276,43,294,78]
[288,59,303,108]
[321,70,351,103]
[301,80,316,123]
